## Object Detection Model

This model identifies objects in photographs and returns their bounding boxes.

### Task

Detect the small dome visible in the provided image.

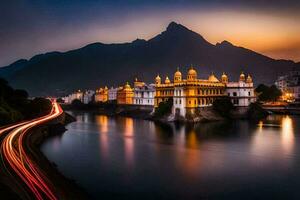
[155,74,161,84]
[221,72,228,83]
[155,74,161,81]
[240,71,246,81]
[208,73,219,82]
[165,76,171,84]
[221,72,228,79]
[246,74,253,83]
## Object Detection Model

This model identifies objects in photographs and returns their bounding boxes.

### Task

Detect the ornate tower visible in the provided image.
[239,71,246,82]
[174,67,182,83]
[155,74,161,85]
[246,74,253,83]
[221,72,228,84]
[187,66,197,81]
[165,76,171,84]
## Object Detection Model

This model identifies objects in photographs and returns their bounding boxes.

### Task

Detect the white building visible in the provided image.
[224,72,256,106]
[275,69,300,102]
[83,90,95,104]
[133,79,155,106]
[63,90,84,104]
[108,87,118,101]
[275,75,289,92]
[291,86,300,102]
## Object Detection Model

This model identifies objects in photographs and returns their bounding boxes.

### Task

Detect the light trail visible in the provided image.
[0,101,63,200]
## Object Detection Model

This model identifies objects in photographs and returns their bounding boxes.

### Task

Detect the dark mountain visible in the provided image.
[0,59,28,79]
[1,21,299,96]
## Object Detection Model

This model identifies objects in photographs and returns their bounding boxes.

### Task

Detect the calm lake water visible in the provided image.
[41,112,300,200]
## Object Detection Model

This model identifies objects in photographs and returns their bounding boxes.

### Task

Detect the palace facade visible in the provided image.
[95,86,108,103]
[155,67,255,117]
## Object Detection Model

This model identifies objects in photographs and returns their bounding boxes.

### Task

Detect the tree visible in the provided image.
[26,98,52,118]
[255,84,282,102]
[213,97,234,117]
[154,98,173,117]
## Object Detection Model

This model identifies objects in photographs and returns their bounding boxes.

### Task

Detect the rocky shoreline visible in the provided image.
[62,103,268,123]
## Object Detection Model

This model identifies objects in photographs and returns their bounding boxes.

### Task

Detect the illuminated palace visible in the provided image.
[117,82,134,105]
[155,67,255,117]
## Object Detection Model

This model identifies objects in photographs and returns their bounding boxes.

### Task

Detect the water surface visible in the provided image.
[41,112,300,199]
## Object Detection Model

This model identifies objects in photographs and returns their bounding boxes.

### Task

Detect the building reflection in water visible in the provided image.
[96,115,109,159]
[172,124,202,177]
[258,121,263,133]
[123,118,134,168]
[251,115,295,165]
[281,116,294,156]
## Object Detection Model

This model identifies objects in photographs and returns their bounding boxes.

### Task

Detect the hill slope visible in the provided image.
[1,21,299,96]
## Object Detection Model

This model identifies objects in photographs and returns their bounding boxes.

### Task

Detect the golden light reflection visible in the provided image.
[281,116,294,155]
[96,115,109,159]
[186,131,199,149]
[176,130,201,177]
[124,118,133,137]
[258,121,263,133]
[96,115,108,133]
[124,118,134,167]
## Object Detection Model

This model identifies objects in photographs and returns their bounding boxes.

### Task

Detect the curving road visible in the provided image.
[0,101,63,200]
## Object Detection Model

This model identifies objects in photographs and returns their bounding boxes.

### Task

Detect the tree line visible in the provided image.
[0,78,52,126]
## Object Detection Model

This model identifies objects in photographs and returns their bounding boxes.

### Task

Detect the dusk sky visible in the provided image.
[1,0,300,67]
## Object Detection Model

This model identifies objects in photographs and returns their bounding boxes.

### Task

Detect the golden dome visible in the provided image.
[221,72,227,79]
[187,67,197,76]
[246,74,253,83]
[124,82,131,90]
[155,74,161,81]
[174,67,182,83]
[155,74,161,84]
[174,68,182,77]
[221,72,228,83]
[187,66,197,81]
[165,76,171,84]
[208,73,219,82]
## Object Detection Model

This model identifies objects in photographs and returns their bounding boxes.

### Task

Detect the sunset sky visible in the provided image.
[1,0,300,66]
